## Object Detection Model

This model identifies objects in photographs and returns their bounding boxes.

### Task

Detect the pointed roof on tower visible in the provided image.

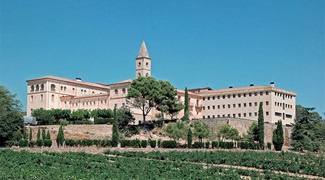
[137,40,150,58]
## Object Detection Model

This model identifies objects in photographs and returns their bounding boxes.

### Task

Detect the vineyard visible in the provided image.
[1,149,324,179]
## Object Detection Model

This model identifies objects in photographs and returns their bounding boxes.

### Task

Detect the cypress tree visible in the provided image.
[182,87,189,121]
[56,125,65,147]
[112,105,119,147]
[46,130,51,140]
[273,120,284,151]
[29,128,32,141]
[42,128,46,140]
[37,127,41,140]
[187,128,192,148]
[257,102,265,149]
[23,126,28,140]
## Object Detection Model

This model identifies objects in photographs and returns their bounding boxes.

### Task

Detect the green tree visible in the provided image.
[12,130,22,141]
[193,121,210,142]
[164,122,188,141]
[112,105,119,147]
[291,105,325,152]
[70,109,90,121]
[117,106,135,129]
[91,109,113,119]
[56,125,65,147]
[273,120,284,151]
[32,108,55,125]
[46,130,51,140]
[23,125,28,140]
[29,128,32,141]
[257,102,264,149]
[0,86,24,144]
[217,124,240,141]
[243,122,259,142]
[126,76,160,122]
[37,127,41,140]
[187,128,192,148]
[42,128,46,140]
[181,87,189,121]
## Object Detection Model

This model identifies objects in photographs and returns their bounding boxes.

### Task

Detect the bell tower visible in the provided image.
[135,41,151,78]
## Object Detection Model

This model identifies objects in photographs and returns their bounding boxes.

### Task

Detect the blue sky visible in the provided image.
[0,1,324,117]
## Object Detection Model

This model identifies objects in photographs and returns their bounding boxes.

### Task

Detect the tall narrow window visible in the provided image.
[40,94,43,101]
[51,95,54,101]
[31,95,33,102]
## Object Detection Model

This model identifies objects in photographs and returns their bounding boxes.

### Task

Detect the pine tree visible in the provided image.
[273,120,284,151]
[257,102,265,149]
[182,87,189,121]
[56,125,65,147]
[187,128,192,148]
[112,105,119,147]
[29,128,32,141]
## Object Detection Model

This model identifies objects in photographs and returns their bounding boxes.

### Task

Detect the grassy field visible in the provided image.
[0,149,324,179]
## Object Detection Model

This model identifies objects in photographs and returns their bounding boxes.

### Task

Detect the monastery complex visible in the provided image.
[27,41,296,125]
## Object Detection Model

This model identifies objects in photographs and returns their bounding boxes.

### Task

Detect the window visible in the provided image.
[31,85,35,92]
[212,96,215,100]
[244,103,246,107]
[286,114,292,119]
[30,95,33,102]
[40,94,43,101]
[266,91,269,95]
[122,88,126,94]
[203,106,205,110]
[233,94,236,98]
[222,114,225,117]
[146,73,149,77]
[72,88,75,90]
[260,92,263,96]
[36,84,39,91]
[249,102,252,107]
[217,105,220,109]
[249,112,252,117]
[254,92,258,96]
[146,62,149,66]
[238,94,241,98]
[233,114,236,118]
[255,102,258,106]
[51,95,54,101]
[40,84,44,90]
[243,93,246,97]
[228,114,230,117]
[244,113,246,117]
[212,105,215,109]
[203,116,205,119]
[228,104,230,108]
[223,95,225,99]
[207,97,210,100]
[51,84,56,91]
[207,106,210,110]
[115,89,118,95]
[138,73,141,76]
[64,86,67,91]
[138,62,141,66]
[233,104,236,108]
[238,103,241,108]
[223,105,225,109]
[266,111,269,116]
[122,103,125,106]
[238,113,241,117]
[203,97,205,101]
[249,93,252,97]
[217,115,220,118]
[61,86,63,91]
[212,115,215,118]
[228,95,230,98]
[266,101,269,105]
[92,91,95,94]
[275,112,282,117]
[217,96,220,99]
[207,115,210,119]
[254,112,257,116]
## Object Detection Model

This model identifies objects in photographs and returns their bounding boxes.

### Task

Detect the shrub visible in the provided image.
[59,120,69,126]
[192,142,204,149]
[36,139,43,147]
[56,125,65,148]
[212,141,218,148]
[82,139,94,146]
[267,142,272,150]
[219,141,234,149]
[13,130,22,141]
[94,118,113,124]
[29,140,36,147]
[141,140,147,148]
[157,139,161,148]
[205,142,210,149]
[65,139,76,147]
[100,139,112,147]
[74,120,92,124]
[161,140,176,148]
[43,139,52,147]
[149,140,156,148]
[18,139,28,147]
[6,140,15,147]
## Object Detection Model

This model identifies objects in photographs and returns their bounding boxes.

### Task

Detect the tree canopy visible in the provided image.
[0,86,24,144]
[257,102,264,149]
[273,120,284,151]
[217,124,240,141]
[193,121,210,142]
[164,122,188,141]
[243,122,258,142]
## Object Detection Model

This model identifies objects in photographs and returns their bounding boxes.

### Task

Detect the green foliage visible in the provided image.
[267,142,272,150]
[187,128,192,148]
[51,109,71,121]
[217,124,240,141]
[0,86,24,144]
[182,87,189,121]
[37,127,41,140]
[73,120,92,124]
[257,102,265,149]
[13,130,22,141]
[23,126,28,140]
[273,120,284,151]
[6,140,15,147]
[18,139,28,147]
[42,128,46,140]
[29,140,36,147]
[205,141,210,149]
[43,139,52,147]
[112,106,119,147]
[56,125,65,148]
[116,106,135,129]
[243,122,258,142]
[164,122,188,141]
[32,108,55,125]
[126,76,161,122]
[94,118,113,124]
[91,109,112,119]
[219,141,234,149]
[192,142,204,148]
[36,139,43,147]
[291,105,325,152]
[149,139,156,148]
[59,119,69,126]
[193,121,210,142]
[120,139,141,148]
[141,140,147,148]
[238,142,259,150]
[46,130,51,140]
[70,109,90,121]
[212,141,219,148]
[161,140,177,148]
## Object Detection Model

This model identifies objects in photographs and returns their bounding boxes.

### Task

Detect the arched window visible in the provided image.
[145,73,149,77]
[51,84,56,91]
[36,84,39,91]
[146,62,149,67]
[138,73,141,77]
[138,62,141,67]
[40,84,44,90]
[122,88,126,94]
[115,89,118,95]
[30,85,35,92]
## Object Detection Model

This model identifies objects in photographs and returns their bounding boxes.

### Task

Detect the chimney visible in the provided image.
[270,82,275,87]
[229,86,233,88]
[250,84,254,86]
[76,78,82,82]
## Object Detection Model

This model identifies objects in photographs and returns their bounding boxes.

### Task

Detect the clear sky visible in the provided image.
[1,1,324,117]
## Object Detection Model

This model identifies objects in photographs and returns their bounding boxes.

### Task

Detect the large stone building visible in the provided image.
[26,41,296,125]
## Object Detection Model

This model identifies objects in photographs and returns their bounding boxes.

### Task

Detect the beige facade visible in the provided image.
[26,41,296,125]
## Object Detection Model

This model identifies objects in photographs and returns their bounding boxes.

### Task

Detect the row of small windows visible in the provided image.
[114,88,126,95]
[203,101,269,110]
[137,62,149,67]
[203,111,270,119]
[30,84,45,91]
[30,95,44,102]
[203,92,269,101]
[275,92,293,99]
[275,102,293,109]
[71,100,108,107]
[137,73,149,77]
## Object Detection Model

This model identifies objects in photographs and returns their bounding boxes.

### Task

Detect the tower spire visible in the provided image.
[137,40,150,58]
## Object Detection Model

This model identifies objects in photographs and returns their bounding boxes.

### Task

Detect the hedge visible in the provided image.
[192,142,204,149]
[149,140,156,148]
[18,139,28,147]
[161,140,176,148]
[73,120,92,125]
[94,118,114,124]
[65,139,112,147]
[43,139,52,147]
[141,140,147,148]
[120,139,141,148]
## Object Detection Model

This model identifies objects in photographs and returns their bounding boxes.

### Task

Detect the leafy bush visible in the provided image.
[36,139,43,147]
[161,140,176,148]
[149,140,156,148]
[65,139,76,147]
[205,142,210,149]
[192,142,204,149]
[13,130,22,141]
[6,140,15,147]
[157,139,161,148]
[74,120,92,124]
[59,120,69,126]
[219,141,234,149]
[100,139,112,147]
[18,139,28,147]
[141,140,147,148]
[43,139,52,147]
[29,140,36,147]
[94,118,113,124]
[212,141,218,148]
